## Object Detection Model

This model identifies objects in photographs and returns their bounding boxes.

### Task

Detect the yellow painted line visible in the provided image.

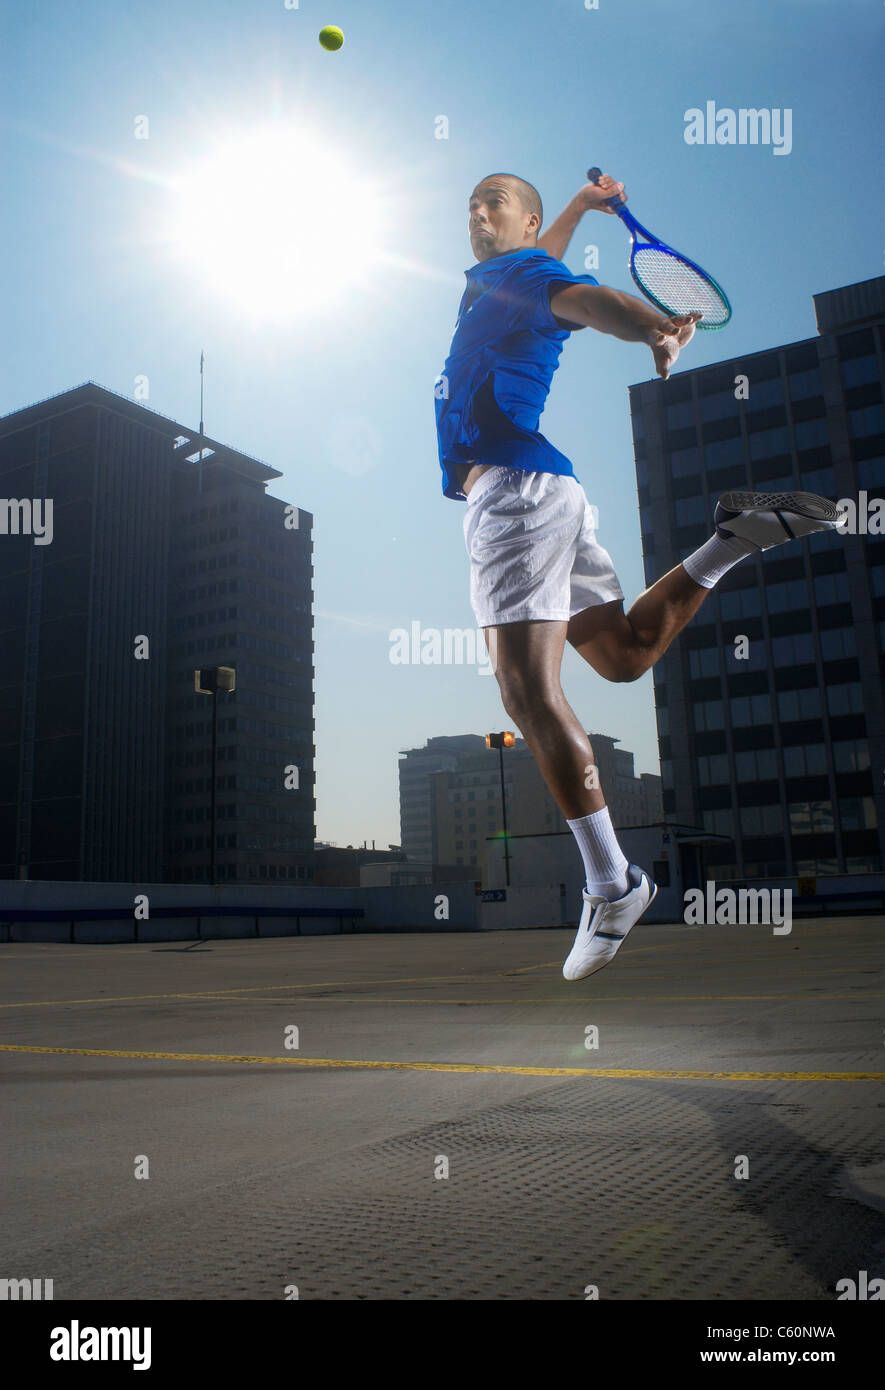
[0,1044,882,1081]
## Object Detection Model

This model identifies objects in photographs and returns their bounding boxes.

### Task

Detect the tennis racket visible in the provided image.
[586,167,732,329]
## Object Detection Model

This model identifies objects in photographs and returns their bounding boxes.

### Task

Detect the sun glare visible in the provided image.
[167,126,387,320]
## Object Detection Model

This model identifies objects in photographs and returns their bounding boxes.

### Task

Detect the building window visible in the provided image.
[819,628,857,660]
[669,445,701,476]
[777,687,823,720]
[690,647,722,678]
[856,456,885,490]
[766,578,808,613]
[696,699,725,731]
[720,588,761,620]
[783,744,827,777]
[813,572,850,606]
[796,858,839,877]
[826,682,864,716]
[846,856,881,874]
[698,753,730,785]
[674,494,706,527]
[789,800,834,833]
[666,400,696,431]
[772,633,815,666]
[740,805,784,836]
[748,377,786,410]
[789,367,822,400]
[703,808,734,836]
[838,797,878,830]
[832,739,870,773]
[800,466,835,495]
[749,426,791,459]
[699,389,741,421]
[735,747,778,779]
[849,404,885,437]
[841,355,880,388]
[794,418,829,451]
[704,435,745,470]
[730,693,772,727]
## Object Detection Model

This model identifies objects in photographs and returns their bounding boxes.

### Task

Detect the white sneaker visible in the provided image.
[714,490,847,551]
[562,864,657,981]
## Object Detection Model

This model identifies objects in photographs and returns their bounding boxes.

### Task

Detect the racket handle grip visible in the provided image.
[587,166,625,209]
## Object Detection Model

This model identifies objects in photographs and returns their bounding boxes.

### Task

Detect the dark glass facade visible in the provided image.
[628,278,885,881]
[0,384,315,883]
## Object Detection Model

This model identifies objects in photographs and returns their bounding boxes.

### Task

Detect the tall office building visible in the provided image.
[398,735,486,862]
[628,276,885,884]
[0,383,315,883]
[401,731,661,875]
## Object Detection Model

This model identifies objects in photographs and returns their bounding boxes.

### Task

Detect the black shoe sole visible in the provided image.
[717,490,842,523]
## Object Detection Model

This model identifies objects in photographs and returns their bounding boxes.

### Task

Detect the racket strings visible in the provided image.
[632,245,730,325]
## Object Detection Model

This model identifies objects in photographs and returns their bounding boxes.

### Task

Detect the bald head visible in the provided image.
[468,173,544,261]
[485,173,543,228]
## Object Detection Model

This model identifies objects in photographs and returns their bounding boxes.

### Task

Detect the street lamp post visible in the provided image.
[485,730,516,887]
[194,666,236,883]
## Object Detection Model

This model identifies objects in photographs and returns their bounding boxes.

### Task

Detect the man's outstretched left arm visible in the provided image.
[549,283,701,380]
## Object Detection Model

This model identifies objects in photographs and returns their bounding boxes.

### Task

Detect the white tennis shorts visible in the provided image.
[462,465,624,627]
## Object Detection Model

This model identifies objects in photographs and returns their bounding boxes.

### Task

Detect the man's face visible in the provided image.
[468,178,537,261]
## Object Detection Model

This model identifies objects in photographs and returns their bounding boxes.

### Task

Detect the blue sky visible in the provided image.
[3,0,883,849]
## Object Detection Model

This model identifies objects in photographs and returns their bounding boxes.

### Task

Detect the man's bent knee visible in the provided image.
[612,649,655,682]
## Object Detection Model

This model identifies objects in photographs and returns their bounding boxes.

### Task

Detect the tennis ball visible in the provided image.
[319,25,344,51]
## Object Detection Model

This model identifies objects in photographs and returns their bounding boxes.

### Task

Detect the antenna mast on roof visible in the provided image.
[198,349,205,494]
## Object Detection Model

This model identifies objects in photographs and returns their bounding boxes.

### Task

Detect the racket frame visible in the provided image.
[586,167,732,329]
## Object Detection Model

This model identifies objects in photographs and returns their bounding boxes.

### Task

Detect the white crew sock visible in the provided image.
[566,805,631,900]
[682,530,758,589]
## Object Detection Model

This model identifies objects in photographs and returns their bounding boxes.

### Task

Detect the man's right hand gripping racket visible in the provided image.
[586,167,732,329]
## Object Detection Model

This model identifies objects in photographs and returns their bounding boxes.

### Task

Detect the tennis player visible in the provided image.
[434,171,844,981]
